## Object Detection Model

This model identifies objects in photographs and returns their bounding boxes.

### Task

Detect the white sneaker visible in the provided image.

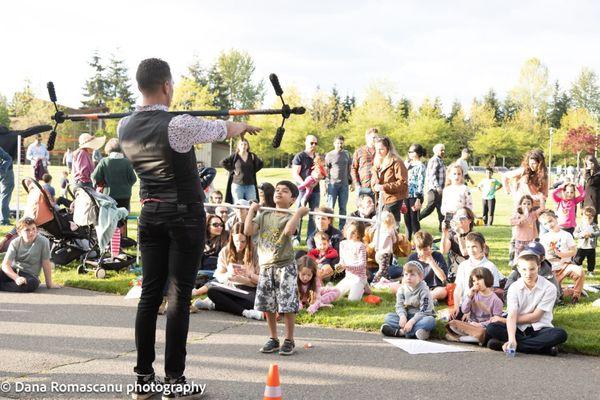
[415,329,430,340]
[588,271,594,278]
[193,298,215,310]
[242,309,265,320]
[292,238,301,247]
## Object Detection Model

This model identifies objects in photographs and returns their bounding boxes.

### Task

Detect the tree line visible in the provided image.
[2,53,599,167]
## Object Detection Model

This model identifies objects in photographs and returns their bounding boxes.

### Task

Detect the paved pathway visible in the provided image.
[0,288,598,399]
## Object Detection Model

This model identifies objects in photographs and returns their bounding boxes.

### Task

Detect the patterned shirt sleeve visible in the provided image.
[168,115,227,153]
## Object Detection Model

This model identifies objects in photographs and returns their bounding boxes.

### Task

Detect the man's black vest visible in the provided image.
[119,110,203,204]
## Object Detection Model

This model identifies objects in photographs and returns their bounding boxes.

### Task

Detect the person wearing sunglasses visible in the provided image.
[291,135,321,243]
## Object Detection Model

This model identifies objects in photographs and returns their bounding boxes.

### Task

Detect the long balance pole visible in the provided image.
[204,203,374,224]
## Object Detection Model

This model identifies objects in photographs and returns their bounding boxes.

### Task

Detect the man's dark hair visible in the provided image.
[276,180,299,200]
[335,135,345,141]
[136,58,172,93]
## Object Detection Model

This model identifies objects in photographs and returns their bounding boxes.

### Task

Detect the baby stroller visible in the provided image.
[23,178,135,278]
[22,178,97,267]
[70,184,136,278]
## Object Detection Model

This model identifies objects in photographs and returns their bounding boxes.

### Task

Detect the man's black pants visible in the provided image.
[134,202,205,379]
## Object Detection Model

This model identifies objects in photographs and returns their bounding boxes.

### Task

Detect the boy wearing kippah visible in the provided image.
[380,260,436,340]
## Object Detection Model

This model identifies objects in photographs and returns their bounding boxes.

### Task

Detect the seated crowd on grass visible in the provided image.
[3,129,599,358]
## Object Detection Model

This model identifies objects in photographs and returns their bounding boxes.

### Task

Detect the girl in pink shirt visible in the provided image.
[552,183,585,234]
[510,195,544,263]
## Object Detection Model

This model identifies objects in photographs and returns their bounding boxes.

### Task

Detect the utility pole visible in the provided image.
[548,127,554,186]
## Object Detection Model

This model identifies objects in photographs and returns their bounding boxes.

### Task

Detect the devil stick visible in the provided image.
[47,74,304,149]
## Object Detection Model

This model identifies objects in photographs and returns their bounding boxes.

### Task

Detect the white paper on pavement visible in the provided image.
[383,338,476,354]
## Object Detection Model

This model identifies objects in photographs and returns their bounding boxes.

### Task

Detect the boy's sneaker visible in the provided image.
[415,329,430,340]
[260,338,280,353]
[548,346,559,357]
[242,309,265,320]
[192,298,215,311]
[587,271,594,277]
[131,373,162,400]
[162,376,204,399]
[380,324,401,337]
[486,338,504,352]
[279,339,295,356]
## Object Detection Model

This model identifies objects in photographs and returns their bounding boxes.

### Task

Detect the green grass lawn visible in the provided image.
[3,166,600,355]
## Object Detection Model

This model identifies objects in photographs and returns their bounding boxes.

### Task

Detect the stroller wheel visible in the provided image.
[95,268,106,279]
[77,265,87,275]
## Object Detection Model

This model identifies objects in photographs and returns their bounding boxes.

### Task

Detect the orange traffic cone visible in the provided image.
[263,363,282,400]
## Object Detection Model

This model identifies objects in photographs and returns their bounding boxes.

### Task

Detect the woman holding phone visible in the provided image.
[193,223,263,320]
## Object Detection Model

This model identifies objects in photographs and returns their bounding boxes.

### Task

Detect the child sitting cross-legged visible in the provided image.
[485,249,568,356]
[445,267,503,345]
[539,210,586,303]
[380,260,436,340]
[307,231,339,281]
[297,256,339,315]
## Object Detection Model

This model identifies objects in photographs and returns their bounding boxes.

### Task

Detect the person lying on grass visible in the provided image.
[0,217,60,292]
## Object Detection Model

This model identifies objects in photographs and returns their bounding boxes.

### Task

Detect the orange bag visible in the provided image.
[446,283,456,307]
[363,295,382,305]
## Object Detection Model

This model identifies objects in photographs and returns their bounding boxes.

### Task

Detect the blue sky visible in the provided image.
[2,0,599,112]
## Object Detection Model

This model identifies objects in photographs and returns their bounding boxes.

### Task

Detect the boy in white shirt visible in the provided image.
[539,210,585,303]
[485,249,568,356]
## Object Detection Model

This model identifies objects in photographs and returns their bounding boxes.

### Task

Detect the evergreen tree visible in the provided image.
[329,86,342,127]
[106,54,135,107]
[398,97,411,119]
[188,58,208,86]
[206,64,231,111]
[341,94,356,122]
[82,51,110,108]
[483,89,502,124]
[501,95,520,122]
[447,100,462,124]
[548,81,571,129]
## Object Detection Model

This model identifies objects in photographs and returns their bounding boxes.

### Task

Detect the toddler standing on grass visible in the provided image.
[572,206,599,278]
[380,260,436,340]
[441,163,472,218]
[552,183,585,234]
[509,195,544,264]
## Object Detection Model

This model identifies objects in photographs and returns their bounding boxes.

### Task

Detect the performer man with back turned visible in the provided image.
[119,58,260,399]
